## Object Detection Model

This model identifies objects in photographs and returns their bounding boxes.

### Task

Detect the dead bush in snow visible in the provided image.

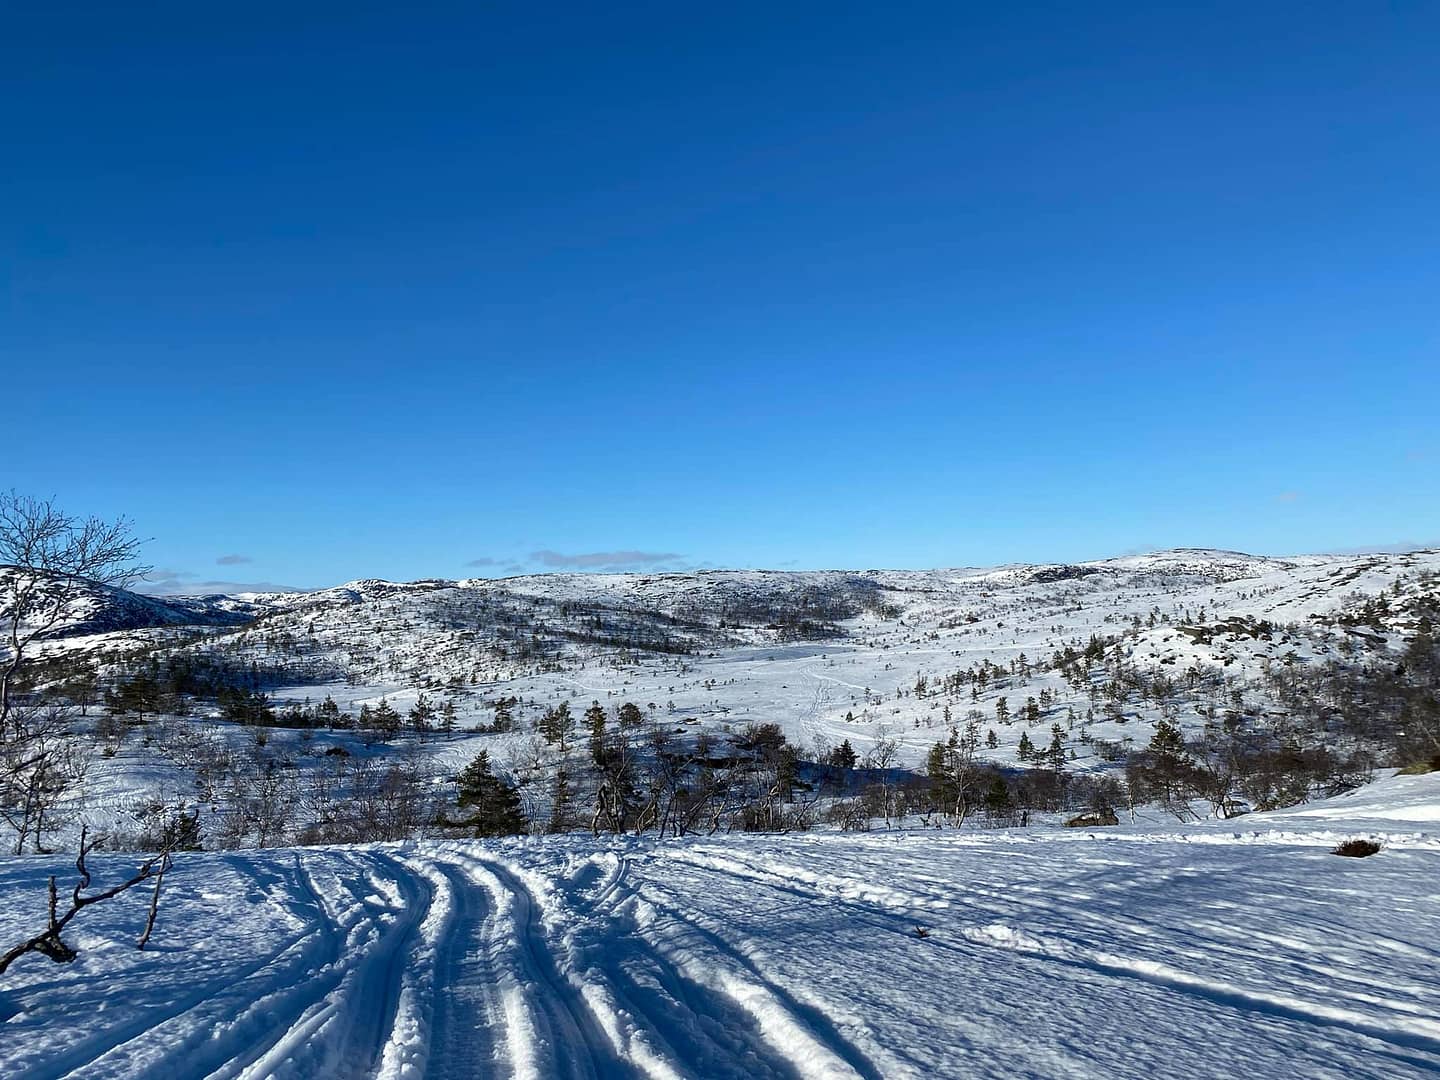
[0,826,175,974]
[1331,838,1382,858]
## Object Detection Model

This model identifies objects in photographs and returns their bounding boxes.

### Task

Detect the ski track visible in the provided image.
[625,888,882,1080]
[20,856,342,1080]
[962,923,1440,1071]
[474,858,626,1080]
[26,850,436,1080]
[424,859,505,1080]
[5,807,1440,1080]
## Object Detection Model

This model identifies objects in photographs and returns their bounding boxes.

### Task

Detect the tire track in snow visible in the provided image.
[477,859,629,1080]
[668,842,1440,1043]
[630,889,883,1080]
[205,849,433,1080]
[581,896,808,1080]
[559,853,633,917]
[331,851,435,1074]
[962,922,1440,1070]
[425,859,504,1080]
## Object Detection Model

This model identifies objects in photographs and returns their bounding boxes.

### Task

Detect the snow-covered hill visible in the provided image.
[0,566,255,641]
[15,546,1440,843]
[2,771,1437,1079]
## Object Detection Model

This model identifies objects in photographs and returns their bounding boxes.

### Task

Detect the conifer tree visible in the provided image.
[371,698,401,739]
[549,768,574,833]
[492,697,514,732]
[1047,723,1067,781]
[540,701,575,751]
[456,751,526,836]
[984,774,1013,822]
[409,694,435,734]
[585,701,608,765]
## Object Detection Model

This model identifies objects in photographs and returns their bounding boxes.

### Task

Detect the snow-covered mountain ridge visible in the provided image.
[11,545,1439,848]
[26,546,1438,642]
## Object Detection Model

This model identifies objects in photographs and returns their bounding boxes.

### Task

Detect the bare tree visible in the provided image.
[0,495,147,853]
[1,492,149,733]
[863,726,901,828]
[0,702,89,854]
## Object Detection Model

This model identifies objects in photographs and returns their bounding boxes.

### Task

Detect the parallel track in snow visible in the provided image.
[6,819,1438,1080]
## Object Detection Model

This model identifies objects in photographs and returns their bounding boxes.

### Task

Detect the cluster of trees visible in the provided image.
[674,577,896,640]
[100,667,483,743]
[100,650,338,723]
[1121,615,1440,818]
[2,493,148,854]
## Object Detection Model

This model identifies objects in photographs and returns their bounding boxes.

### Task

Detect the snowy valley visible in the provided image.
[3,547,1440,1078]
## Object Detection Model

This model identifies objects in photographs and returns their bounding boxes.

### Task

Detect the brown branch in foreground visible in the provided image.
[0,827,174,975]
[136,856,170,951]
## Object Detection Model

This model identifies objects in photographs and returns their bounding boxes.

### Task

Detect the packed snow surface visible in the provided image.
[3,772,1438,1079]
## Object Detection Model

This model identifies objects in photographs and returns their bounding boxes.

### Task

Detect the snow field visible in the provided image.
[3,773,1439,1079]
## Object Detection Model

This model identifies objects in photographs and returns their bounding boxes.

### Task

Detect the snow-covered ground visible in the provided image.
[3,770,1438,1079]
[37,546,1440,834]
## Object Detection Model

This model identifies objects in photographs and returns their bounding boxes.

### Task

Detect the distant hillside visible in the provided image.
[0,565,257,641]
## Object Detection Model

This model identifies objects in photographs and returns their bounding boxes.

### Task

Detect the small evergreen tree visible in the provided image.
[371,698,401,739]
[456,751,526,836]
[492,697,515,732]
[1047,724,1066,777]
[984,774,1013,822]
[540,701,575,751]
[409,694,435,734]
[585,701,608,765]
[549,768,574,833]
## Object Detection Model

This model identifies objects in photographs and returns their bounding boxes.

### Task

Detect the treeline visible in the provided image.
[1122,615,1440,818]
[100,650,339,719]
[673,577,899,640]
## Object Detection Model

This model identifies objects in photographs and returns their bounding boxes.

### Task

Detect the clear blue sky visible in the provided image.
[5,2,1438,592]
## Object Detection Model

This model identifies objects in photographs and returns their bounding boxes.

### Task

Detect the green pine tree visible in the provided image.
[585,701,608,765]
[549,768,574,833]
[456,751,526,836]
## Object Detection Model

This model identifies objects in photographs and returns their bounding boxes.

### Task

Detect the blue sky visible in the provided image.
[5,2,1437,592]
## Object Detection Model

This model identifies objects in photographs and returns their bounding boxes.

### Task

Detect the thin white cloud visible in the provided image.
[1326,540,1440,555]
[216,553,254,565]
[138,568,300,596]
[530,549,684,570]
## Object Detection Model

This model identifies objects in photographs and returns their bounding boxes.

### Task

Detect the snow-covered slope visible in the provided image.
[2,772,1437,1079]
[19,545,1440,840]
[0,566,255,640]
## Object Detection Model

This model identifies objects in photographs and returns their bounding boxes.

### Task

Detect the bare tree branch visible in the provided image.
[0,491,150,735]
[0,827,175,974]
